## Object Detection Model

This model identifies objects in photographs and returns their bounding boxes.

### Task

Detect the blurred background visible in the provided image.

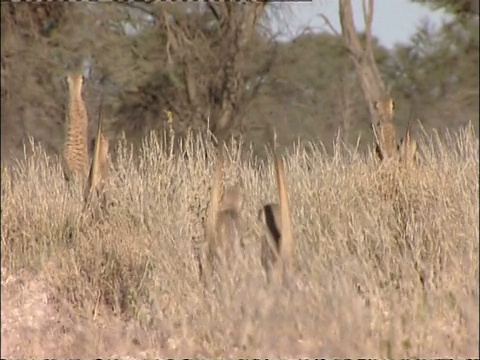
[1,0,478,162]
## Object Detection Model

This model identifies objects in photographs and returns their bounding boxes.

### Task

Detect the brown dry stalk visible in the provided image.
[274,153,294,269]
[399,111,418,167]
[83,93,109,213]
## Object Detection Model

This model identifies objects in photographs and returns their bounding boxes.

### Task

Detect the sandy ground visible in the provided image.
[0,267,159,358]
[1,266,324,357]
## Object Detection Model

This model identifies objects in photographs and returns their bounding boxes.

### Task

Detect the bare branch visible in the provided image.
[184,61,199,107]
[362,0,374,55]
[339,0,388,121]
[318,13,340,37]
[162,10,174,67]
[339,0,363,58]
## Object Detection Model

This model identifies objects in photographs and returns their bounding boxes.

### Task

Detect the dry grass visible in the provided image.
[1,125,479,358]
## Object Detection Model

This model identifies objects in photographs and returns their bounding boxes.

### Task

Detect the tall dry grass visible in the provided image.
[1,125,479,357]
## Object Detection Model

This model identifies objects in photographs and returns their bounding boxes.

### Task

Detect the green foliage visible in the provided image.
[412,0,479,16]
[386,16,479,131]
[245,31,393,152]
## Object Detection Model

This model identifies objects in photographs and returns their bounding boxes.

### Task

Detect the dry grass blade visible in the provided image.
[399,109,418,167]
[274,152,294,269]
[258,129,295,283]
[83,92,109,216]
[203,143,225,282]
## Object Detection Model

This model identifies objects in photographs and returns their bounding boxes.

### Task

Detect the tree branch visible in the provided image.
[339,0,363,59]
[362,0,374,55]
[318,13,340,37]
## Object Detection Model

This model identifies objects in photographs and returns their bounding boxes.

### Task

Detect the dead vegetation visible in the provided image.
[1,125,479,357]
[204,144,245,284]
[83,93,110,218]
[257,139,295,284]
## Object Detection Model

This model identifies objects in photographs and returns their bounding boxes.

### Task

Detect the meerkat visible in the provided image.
[373,98,398,162]
[258,150,294,281]
[204,145,243,280]
[83,94,109,213]
[63,72,89,183]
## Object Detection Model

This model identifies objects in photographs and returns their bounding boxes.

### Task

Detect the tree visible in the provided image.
[1,2,279,162]
[75,2,277,144]
[386,15,479,131]
[166,2,271,139]
[325,0,391,124]
[413,0,479,17]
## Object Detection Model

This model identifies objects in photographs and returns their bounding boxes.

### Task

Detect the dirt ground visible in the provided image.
[1,267,159,358]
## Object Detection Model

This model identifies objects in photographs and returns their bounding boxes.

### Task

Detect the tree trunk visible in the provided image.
[339,0,389,124]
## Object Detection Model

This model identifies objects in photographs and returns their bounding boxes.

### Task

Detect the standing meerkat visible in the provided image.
[83,94,109,213]
[63,72,89,183]
[373,98,398,162]
[204,145,244,280]
[258,148,294,281]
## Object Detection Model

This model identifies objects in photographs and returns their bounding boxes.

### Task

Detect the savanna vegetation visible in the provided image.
[1,0,478,357]
[2,128,478,357]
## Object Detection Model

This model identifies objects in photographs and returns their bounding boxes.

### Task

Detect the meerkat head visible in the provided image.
[66,72,84,96]
[373,98,395,122]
